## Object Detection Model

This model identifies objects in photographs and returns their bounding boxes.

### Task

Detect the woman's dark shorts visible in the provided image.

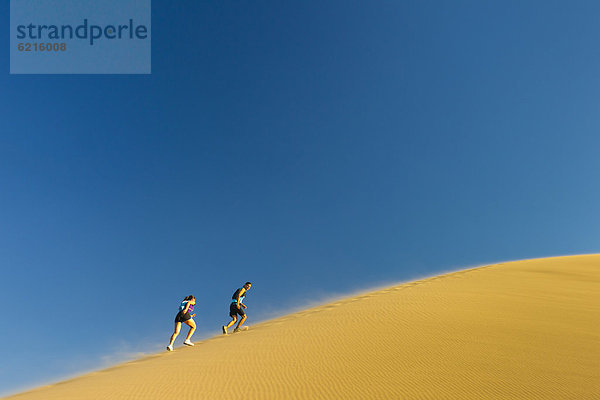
[175,310,192,323]
[229,303,245,317]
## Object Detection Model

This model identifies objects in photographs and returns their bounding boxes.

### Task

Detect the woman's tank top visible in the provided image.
[179,300,194,313]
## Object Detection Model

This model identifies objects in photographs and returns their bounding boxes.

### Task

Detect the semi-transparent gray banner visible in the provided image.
[10,0,151,74]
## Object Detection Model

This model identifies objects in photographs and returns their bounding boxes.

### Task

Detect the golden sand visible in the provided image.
[6,255,600,399]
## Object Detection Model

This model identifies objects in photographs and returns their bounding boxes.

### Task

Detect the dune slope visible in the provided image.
[6,255,600,399]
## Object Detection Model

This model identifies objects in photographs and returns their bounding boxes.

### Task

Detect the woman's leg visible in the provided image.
[183,318,196,341]
[169,322,182,346]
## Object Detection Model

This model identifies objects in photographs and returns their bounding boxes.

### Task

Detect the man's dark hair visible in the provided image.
[244,282,252,286]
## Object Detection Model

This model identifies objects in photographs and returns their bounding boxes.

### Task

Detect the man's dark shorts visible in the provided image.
[229,303,246,317]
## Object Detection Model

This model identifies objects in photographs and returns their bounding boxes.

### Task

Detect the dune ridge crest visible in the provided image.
[6,254,600,399]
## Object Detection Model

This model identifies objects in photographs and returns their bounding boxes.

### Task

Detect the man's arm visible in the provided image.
[236,288,247,308]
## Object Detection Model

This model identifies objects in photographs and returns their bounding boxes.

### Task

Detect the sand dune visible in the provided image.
[6,255,600,399]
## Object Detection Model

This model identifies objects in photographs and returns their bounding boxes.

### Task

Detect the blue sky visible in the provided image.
[2,0,600,396]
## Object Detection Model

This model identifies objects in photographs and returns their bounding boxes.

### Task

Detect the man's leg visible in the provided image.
[226,315,237,329]
[235,314,247,329]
